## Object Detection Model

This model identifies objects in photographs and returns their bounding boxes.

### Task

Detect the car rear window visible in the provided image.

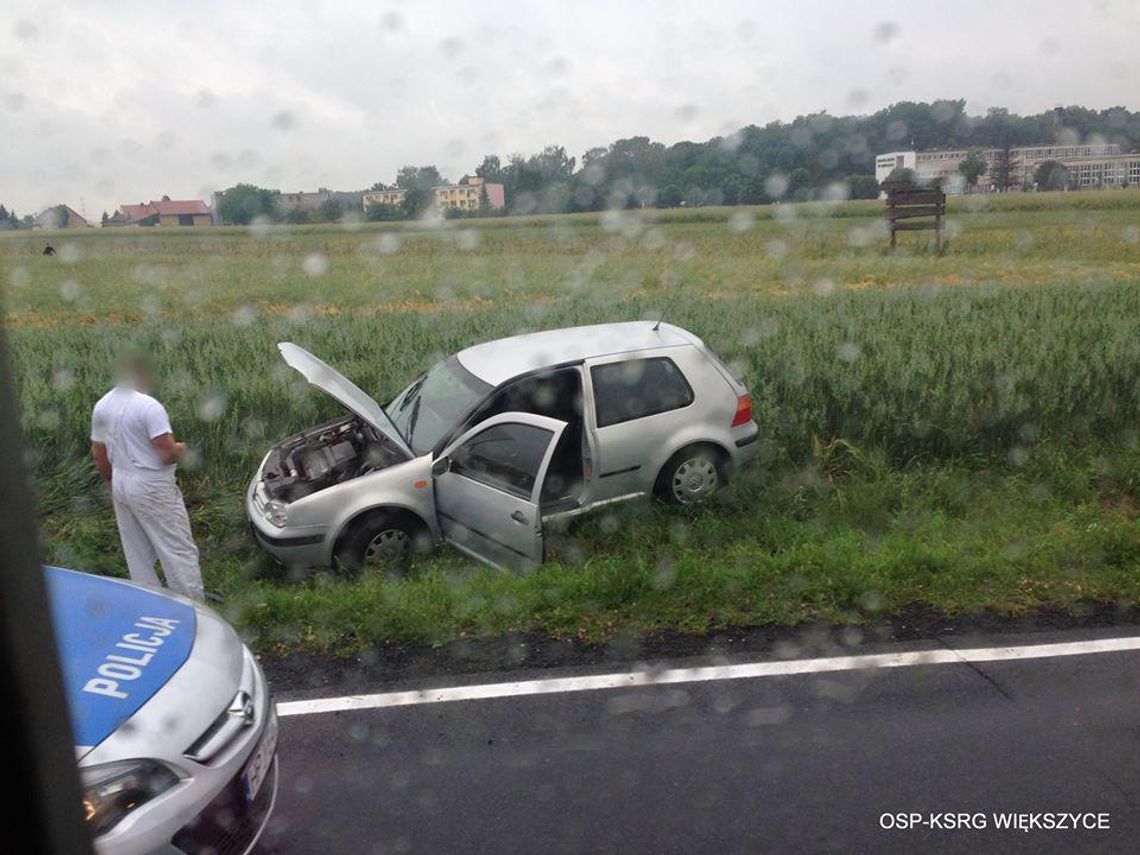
[590,357,694,428]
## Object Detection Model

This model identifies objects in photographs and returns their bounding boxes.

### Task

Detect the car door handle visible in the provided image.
[510,510,529,524]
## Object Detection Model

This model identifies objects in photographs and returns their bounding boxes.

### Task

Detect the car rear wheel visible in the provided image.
[655,445,726,505]
[335,511,425,576]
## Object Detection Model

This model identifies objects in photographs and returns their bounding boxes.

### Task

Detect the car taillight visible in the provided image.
[731,394,752,427]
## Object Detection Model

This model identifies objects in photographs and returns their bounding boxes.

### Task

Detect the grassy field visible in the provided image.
[4,190,1140,654]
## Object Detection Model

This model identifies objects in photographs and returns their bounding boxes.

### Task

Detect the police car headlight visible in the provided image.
[264,500,289,527]
[81,760,180,837]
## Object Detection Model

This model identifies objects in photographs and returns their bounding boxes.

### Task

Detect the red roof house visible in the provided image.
[111,198,213,227]
[151,199,212,218]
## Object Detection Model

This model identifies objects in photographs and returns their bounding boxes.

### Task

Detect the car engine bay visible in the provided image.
[261,415,406,502]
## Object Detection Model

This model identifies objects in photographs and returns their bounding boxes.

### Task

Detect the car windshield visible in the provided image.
[386,355,491,455]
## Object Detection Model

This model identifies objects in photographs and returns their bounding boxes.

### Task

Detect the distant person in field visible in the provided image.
[90,351,204,601]
[42,243,55,256]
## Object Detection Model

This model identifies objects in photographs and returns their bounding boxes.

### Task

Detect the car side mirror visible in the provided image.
[431,456,450,477]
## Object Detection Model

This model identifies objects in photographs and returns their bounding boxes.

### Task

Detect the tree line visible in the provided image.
[0,205,32,229]
[213,100,1140,223]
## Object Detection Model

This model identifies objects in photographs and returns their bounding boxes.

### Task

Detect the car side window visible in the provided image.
[450,423,554,500]
[468,369,584,428]
[590,357,695,428]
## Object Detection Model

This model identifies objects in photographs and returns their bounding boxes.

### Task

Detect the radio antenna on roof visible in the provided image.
[651,278,684,331]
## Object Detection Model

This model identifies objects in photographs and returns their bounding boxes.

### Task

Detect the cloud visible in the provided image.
[1,0,1138,215]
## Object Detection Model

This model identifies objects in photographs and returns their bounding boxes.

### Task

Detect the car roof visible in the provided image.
[455,321,701,386]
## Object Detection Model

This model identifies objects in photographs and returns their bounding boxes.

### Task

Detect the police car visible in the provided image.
[45,567,277,854]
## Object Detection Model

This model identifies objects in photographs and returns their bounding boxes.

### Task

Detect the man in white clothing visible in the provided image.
[90,353,204,601]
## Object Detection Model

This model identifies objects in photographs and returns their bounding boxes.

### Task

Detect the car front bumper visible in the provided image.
[246,474,329,568]
[91,646,278,855]
[168,720,278,854]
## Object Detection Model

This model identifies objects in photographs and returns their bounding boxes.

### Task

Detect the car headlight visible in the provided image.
[81,760,180,837]
[264,499,289,527]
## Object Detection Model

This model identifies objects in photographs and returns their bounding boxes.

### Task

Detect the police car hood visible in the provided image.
[45,567,203,756]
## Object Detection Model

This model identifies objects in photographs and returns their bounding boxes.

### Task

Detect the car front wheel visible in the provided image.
[335,511,425,576]
[655,445,726,505]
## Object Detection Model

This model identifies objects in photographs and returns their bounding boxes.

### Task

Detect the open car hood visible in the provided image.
[278,342,414,457]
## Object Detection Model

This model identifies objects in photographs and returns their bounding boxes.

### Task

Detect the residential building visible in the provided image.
[116,203,156,224]
[435,176,506,211]
[362,186,406,208]
[108,198,213,226]
[362,176,506,213]
[151,199,213,226]
[875,143,1124,193]
[276,188,333,213]
[33,205,89,229]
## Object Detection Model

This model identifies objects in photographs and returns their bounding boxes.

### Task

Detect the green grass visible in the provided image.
[33,440,1140,654]
[4,190,1140,653]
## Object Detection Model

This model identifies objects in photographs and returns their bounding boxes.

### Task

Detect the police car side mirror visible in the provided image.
[431,456,450,477]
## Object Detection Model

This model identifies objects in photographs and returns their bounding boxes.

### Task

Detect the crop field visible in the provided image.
[4,190,1140,654]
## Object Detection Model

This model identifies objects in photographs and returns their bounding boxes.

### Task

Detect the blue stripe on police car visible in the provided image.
[44,567,196,750]
[81,615,183,699]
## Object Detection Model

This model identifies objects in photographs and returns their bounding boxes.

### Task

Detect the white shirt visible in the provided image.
[91,386,176,482]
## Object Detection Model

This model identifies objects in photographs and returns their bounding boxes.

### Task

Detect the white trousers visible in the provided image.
[111,476,204,601]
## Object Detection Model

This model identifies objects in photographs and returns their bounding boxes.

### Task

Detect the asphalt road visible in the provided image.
[257,629,1140,854]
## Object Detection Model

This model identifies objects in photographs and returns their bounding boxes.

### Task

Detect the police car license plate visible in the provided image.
[241,709,278,804]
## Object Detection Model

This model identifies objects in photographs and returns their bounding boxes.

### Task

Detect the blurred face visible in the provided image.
[114,355,154,393]
[135,368,155,393]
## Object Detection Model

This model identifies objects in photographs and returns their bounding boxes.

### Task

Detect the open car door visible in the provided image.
[433,412,567,572]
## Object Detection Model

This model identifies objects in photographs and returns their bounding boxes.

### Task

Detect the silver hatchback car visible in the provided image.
[247,321,759,572]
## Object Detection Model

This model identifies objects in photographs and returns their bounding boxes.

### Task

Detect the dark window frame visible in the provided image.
[469,366,584,427]
[438,362,584,452]
[450,422,554,500]
[590,356,695,428]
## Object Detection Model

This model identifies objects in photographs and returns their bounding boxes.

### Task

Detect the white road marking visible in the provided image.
[275,635,1140,717]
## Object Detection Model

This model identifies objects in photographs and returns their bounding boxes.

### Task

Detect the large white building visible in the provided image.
[875,143,1127,193]
[1063,152,1140,189]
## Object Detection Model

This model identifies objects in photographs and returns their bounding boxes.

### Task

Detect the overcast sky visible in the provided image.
[2,0,1138,217]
